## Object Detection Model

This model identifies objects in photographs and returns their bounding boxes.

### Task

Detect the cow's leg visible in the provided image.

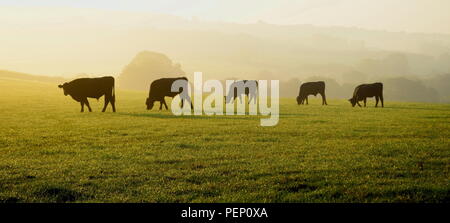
[321,93,327,105]
[380,95,384,108]
[162,99,168,110]
[356,97,362,107]
[110,98,116,112]
[159,101,163,110]
[102,96,110,112]
[375,96,379,107]
[305,96,309,105]
[184,95,193,109]
[247,93,256,104]
[108,91,116,112]
[364,98,367,107]
[80,101,85,112]
[84,98,92,112]
[248,93,256,104]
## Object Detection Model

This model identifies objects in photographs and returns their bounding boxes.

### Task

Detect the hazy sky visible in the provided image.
[1,0,450,76]
[2,0,450,34]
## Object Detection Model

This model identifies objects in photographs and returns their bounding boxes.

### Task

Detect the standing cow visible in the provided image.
[225,80,258,104]
[58,76,116,112]
[296,81,327,105]
[349,82,384,107]
[146,77,193,110]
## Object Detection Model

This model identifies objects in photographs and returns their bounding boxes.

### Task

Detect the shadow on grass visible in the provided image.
[383,105,450,112]
[0,197,21,203]
[362,187,450,203]
[33,186,87,203]
[117,111,314,120]
[118,112,257,120]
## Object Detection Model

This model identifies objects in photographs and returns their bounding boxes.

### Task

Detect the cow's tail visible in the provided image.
[111,78,116,103]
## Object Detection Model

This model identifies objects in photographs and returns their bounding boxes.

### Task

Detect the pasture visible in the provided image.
[0,78,448,203]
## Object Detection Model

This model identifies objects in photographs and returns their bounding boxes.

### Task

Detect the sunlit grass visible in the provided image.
[0,78,449,203]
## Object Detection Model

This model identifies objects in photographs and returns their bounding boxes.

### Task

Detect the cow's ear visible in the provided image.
[58,84,63,88]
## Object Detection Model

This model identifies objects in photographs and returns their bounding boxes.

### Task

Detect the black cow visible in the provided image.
[146,77,193,110]
[225,80,258,104]
[296,81,327,105]
[58,76,116,112]
[349,82,384,107]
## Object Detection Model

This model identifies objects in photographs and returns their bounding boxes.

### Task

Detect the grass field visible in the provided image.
[0,78,449,203]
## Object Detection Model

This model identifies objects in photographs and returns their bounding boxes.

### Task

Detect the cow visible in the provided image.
[225,80,258,104]
[349,82,384,107]
[146,77,193,110]
[58,76,116,112]
[296,81,327,105]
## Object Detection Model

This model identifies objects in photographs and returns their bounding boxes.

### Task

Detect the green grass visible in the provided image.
[0,78,449,203]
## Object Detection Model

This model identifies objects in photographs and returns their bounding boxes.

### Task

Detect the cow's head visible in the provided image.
[348,98,357,107]
[58,83,68,96]
[296,96,302,105]
[146,97,154,110]
[224,94,234,104]
[224,95,231,104]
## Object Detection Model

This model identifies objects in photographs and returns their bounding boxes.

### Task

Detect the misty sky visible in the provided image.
[2,0,450,34]
[1,0,450,76]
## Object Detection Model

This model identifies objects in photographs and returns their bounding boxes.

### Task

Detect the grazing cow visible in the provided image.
[296,81,327,105]
[349,82,384,107]
[225,80,258,104]
[146,77,193,110]
[58,76,116,112]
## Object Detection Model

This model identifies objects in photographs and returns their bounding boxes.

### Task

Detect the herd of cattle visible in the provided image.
[57,76,384,112]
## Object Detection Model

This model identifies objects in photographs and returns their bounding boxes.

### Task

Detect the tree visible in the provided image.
[118,51,185,90]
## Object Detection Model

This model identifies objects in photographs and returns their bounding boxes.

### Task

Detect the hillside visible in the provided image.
[0,70,67,84]
[1,65,449,103]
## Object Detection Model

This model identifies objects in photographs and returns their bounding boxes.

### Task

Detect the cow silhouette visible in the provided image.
[58,76,116,112]
[225,80,258,104]
[297,81,327,105]
[349,82,384,107]
[146,77,193,110]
